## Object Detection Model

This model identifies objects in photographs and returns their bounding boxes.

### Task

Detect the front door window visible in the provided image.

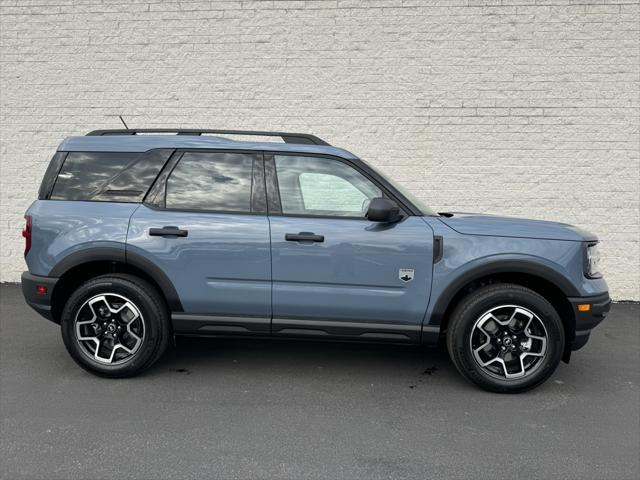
[274,155,382,217]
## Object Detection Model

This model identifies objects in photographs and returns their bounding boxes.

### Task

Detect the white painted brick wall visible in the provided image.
[1,0,638,300]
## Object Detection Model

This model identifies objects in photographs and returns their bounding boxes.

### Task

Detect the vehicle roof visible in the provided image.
[58,135,359,160]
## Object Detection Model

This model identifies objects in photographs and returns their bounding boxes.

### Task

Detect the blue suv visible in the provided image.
[21,129,611,392]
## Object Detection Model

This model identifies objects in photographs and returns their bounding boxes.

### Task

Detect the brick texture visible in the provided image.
[1,0,638,299]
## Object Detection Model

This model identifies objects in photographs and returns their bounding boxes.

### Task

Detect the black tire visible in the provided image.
[446,283,565,393]
[60,274,171,378]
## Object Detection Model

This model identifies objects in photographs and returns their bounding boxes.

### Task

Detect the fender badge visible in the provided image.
[399,268,414,282]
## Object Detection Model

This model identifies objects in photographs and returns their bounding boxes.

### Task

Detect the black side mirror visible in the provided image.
[366,197,401,223]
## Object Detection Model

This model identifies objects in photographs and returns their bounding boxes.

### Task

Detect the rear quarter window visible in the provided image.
[48,149,172,202]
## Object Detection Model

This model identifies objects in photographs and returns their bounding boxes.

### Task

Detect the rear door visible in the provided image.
[127,150,271,335]
[266,154,434,342]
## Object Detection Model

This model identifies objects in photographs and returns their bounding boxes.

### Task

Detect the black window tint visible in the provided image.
[165,152,254,212]
[50,150,171,202]
[38,152,67,200]
[92,149,173,202]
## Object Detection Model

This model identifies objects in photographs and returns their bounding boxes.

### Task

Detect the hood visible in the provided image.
[438,213,598,242]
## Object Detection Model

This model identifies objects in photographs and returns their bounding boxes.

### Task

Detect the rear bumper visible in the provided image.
[567,292,611,350]
[21,271,59,323]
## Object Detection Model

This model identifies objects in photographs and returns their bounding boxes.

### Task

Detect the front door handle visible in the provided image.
[149,226,189,237]
[285,232,324,243]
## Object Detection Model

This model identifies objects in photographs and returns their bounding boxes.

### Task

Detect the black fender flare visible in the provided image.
[49,246,183,312]
[428,258,580,326]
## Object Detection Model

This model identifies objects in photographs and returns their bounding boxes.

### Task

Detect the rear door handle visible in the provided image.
[149,226,189,237]
[285,232,324,243]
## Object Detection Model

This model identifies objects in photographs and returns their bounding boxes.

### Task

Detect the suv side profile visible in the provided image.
[21,129,611,392]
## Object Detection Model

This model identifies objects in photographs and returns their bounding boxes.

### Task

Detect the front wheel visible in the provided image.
[446,284,565,393]
[60,274,170,377]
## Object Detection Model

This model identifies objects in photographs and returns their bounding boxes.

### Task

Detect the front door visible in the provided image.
[127,150,271,335]
[266,154,434,342]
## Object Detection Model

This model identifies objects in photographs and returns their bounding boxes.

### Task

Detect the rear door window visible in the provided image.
[49,150,172,202]
[164,151,256,212]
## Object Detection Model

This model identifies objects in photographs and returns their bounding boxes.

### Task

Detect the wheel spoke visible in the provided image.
[477,355,501,369]
[528,334,547,343]
[110,301,138,320]
[473,342,490,357]
[522,317,547,355]
[489,356,524,379]
[473,341,494,363]
[94,338,116,363]
[504,358,525,379]
[506,309,519,328]
[513,307,533,322]
[521,351,544,359]
[513,355,527,378]
[476,313,502,338]
[125,327,143,344]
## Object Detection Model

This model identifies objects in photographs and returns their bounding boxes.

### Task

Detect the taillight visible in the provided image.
[22,215,32,256]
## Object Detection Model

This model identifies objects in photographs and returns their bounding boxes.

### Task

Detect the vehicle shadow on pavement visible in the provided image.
[151,336,470,391]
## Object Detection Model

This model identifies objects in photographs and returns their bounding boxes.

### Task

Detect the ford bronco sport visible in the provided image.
[21,129,611,392]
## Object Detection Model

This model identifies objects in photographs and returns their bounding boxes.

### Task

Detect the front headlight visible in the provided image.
[585,243,602,278]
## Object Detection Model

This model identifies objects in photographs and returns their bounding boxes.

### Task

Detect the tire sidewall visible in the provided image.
[450,287,565,392]
[61,277,163,376]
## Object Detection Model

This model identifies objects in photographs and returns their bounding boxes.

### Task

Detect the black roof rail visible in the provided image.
[86,129,330,146]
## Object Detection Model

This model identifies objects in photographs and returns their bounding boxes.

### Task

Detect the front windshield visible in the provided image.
[369,164,438,216]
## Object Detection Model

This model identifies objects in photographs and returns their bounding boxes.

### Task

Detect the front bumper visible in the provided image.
[567,292,611,350]
[21,271,59,323]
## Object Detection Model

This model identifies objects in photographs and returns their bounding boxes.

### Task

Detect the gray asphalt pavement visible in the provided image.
[1,283,638,479]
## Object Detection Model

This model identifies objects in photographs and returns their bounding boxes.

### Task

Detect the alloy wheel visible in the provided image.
[469,304,548,380]
[74,293,145,365]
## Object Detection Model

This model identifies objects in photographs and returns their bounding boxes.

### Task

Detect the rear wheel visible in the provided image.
[61,274,170,377]
[446,284,564,393]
